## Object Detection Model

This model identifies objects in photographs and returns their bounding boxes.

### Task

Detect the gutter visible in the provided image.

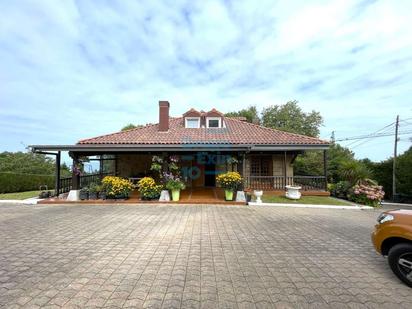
[30,143,329,153]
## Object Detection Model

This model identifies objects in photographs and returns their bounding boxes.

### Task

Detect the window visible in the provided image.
[206,117,222,128]
[250,156,272,176]
[208,119,219,127]
[185,117,200,128]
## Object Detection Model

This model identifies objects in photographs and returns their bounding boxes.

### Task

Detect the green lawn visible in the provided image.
[0,190,42,200]
[261,195,352,206]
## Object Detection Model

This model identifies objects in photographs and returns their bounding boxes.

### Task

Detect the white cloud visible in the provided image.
[0,0,411,161]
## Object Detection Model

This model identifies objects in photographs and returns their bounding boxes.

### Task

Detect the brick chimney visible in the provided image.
[158,101,170,132]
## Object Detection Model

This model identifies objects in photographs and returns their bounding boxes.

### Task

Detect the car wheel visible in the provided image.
[388,243,412,288]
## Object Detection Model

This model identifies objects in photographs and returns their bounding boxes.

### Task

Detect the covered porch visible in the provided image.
[31,144,329,202]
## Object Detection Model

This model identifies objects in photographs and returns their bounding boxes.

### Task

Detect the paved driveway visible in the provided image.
[0,204,411,308]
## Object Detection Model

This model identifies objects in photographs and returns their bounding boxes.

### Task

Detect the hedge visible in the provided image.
[0,172,55,193]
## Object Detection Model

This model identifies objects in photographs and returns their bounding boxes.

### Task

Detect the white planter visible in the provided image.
[67,190,80,201]
[159,190,170,202]
[254,190,263,204]
[236,191,246,202]
[285,185,302,200]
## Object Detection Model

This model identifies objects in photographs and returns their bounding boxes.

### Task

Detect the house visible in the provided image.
[31,101,330,200]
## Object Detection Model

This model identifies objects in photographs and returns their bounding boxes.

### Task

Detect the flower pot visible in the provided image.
[225,190,234,201]
[79,191,89,200]
[99,192,107,200]
[171,189,180,201]
[89,192,98,200]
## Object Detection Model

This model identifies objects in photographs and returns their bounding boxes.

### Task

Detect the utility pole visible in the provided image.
[330,131,335,143]
[392,115,399,201]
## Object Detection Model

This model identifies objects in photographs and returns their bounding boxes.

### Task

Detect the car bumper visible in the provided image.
[371,227,382,254]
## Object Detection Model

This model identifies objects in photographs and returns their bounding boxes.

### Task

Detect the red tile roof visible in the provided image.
[78,117,329,146]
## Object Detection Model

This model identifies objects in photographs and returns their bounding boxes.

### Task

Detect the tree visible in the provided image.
[294,144,360,183]
[225,106,260,123]
[396,147,412,199]
[121,123,140,131]
[0,151,71,175]
[339,160,371,185]
[261,100,323,137]
[366,147,412,201]
[0,151,53,174]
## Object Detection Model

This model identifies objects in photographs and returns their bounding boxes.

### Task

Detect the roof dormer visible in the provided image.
[205,109,224,128]
[183,108,201,128]
[183,108,225,128]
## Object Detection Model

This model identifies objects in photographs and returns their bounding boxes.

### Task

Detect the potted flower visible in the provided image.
[97,185,106,200]
[164,173,186,202]
[216,171,242,201]
[88,183,99,200]
[102,176,134,200]
[79,187,89,200]
[150,156,163,175]
[137,177,163,200]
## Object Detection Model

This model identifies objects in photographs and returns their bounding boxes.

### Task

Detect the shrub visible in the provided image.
[339,160,371,185]
[88,182,100,193]
[137,177,163,200]
[348,179,385,207]
[0,172,55,193]
[329,181,351,199]
[102,176,134,198]
[216,172,242,191]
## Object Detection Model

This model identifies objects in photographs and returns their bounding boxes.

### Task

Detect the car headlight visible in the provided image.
[377,213,394,224]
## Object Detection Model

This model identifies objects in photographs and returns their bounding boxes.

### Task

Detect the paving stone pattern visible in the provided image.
[0,204,411,308]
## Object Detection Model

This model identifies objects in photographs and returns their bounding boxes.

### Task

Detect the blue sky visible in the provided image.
[1,0,411,163]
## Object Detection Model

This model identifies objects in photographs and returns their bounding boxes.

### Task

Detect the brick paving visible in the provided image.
[0,204,411,308]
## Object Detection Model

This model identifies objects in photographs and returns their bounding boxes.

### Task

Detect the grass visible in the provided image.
[261,195,352,206]
[0,190,42,200]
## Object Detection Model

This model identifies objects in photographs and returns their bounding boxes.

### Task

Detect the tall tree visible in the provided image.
[0,151,70,175]
[294,144,359,183]
[225,106,260,124]
[365,147,412,200]
[121,124,143,131]
[261,100,323,137]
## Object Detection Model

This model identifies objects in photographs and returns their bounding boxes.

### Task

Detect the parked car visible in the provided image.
[371,209,412,287]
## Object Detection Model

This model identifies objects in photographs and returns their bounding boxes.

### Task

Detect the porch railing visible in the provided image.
[57,172,112,195]
[244,176,326,191]
[59,176,72,195]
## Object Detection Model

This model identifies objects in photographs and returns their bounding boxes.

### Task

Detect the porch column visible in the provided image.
[238,153,246,189]
[99,155,104,180]
[72,154,80,190]
[54,151,61,197]
[114,155,118,176]
[283,151,287,189]
[323,150,328,191]
[162,152,168,174]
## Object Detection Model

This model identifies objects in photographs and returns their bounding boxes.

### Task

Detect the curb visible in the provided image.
[0,198,42,205]
[248,202,374,210]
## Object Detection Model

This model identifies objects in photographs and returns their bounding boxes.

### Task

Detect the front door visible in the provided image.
[204,163,216,187]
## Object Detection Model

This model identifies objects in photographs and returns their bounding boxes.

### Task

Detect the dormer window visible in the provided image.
[206,117,222,128]
[185,117,200,128]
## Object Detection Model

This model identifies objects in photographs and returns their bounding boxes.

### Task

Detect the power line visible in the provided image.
[336,122,395,142]
[337,129,412,142]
